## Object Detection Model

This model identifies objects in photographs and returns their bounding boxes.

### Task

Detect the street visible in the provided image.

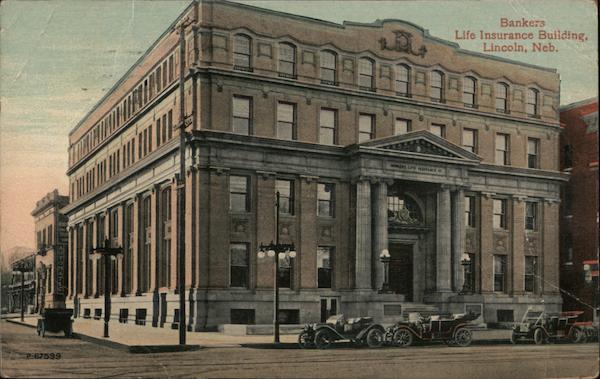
[1,322,598,378]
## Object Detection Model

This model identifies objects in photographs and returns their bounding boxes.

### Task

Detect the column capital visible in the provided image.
[208,166,230,176]
[439,184,452,192]
[299,174,319,183]
[256,170,277,180]
[543,198,561,205]
[481,191,495,199]
[350,176,377,185]
[511,194,527,202]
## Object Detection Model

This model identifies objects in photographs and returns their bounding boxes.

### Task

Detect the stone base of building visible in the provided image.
[66,290,563,331]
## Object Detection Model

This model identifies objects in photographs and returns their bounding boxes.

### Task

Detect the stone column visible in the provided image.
[81,221,88,298]
[451,188,465,292]
[119,201,128,296]
[67,227,73,299]
[436,185,452,292]
[131,194,141,295]
[542,199,560,295]
[151,185,160,291]
[480,193,494,293]
[92,216,99,297]
[355,179,372,290]
[372,180,389,291]
[512,196,526,295]
[169,179,178,291]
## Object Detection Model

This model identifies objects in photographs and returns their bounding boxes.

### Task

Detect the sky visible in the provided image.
[0,0,597,255]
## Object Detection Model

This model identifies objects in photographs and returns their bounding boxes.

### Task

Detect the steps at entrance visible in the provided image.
[401,303,440,320]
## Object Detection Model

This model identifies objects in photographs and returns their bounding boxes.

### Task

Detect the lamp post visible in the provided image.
[90,238,123,338]
[379,249,391,294]
[460,253,472,294]
[257,191,296,344]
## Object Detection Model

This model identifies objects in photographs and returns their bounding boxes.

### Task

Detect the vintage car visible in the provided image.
[36,308,73,338]
[511,309,594,344]
[386,312,479,347]
[298,314,386,349]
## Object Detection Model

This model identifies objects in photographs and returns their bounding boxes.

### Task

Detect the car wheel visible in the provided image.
[314,330,334,349]
[366,328,384,348]
[393,329,413,348]
[533,328,545,345]
[454,328,472,347]
[510,332,518,344]
[40,322,46,338]
[298,331,314,349]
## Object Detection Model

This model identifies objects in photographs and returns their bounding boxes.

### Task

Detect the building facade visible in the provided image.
[7,254,36,314]
[64,0,566,329]
[32,189,70,311]
[559,98,598,321]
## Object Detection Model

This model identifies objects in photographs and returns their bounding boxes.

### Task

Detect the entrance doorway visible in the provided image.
[389,244,413,301]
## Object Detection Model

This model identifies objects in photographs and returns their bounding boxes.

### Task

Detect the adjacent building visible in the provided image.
[32,189,70,311]
[64,0,566,329]
[559,97,598,321]
[6,254,36,314]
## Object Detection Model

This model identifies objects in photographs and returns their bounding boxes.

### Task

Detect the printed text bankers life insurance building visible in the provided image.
[63,0,567,329]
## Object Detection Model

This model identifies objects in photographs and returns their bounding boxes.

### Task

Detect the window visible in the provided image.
[493,255,507,292]
[394,118,411,135]
[319,109,337,145]
[495,133,509,165]
[430,70,444,102]
[276,179,294,215]
[526,88,539,116]
[430,123,445,138]
[527,138,539,169]
[317,183,335,217]
[525,256,537,292]
[230,309,255,324]
[317,246,333,288]
[395,64,410,96]
[278,43,296,78]
[493,199,507,229]
[277,102,296,140]
[525,201,537,230]
[233,34,252,71]
[358,58,374,90]
[109,209,118,246]
[465,196,476,227]
[232,96,251,135]
[229,175,249,212]
[320,50,337,85]
[278,253,293,289]
[462,128,477,153]
[139,197,151,293]
[230,243,249,288]
[496,83,509,113]
[359,114,374,142]
[463,76,477,107]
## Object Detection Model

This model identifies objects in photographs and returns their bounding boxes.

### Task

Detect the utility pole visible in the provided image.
[176,16,193,346]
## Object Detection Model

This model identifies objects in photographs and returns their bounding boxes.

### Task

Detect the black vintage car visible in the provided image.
[298,314,386,349]
[36,308,73,337]
[511,309,596,344]
[386,312,479,347]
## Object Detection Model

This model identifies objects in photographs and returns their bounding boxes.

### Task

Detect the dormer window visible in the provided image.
[395,64,410,97]
[233,34,252,71]
[278,43,296,79]
[358,58,375,91]
[431,70,444,102]
[320,50,337,85]
[463,76,477,108]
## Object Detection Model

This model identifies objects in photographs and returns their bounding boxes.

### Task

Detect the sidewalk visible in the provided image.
[5,316,512,353]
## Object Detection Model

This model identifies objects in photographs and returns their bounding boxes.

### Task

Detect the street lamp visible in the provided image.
[461,253,472,294]
[257,191,296,344]
[379,249,391,294]
[90,238,123,338]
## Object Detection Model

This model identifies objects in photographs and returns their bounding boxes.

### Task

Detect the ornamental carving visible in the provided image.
[382,139,459,158]
[494,233,508,253]
[379,31,427,58]
[525,234,538,255]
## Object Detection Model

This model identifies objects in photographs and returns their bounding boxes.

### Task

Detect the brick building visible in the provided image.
[64,0,566,330]
[32,189,70,311]
[559,97,598,321]
[6,254,36,314]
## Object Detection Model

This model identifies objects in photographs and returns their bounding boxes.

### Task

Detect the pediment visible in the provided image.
[358,130,481,162]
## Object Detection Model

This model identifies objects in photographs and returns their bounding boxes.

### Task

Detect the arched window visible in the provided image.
[387,193,424,225]
[320,50,337,85]
[526,88,539,116]
[358,57,375,91]
[278,43,296,78]
[233,34,252,71]
[463,76,477,107]
[430,70,444,102]
[395,64,410,96]
[496,83,509,113]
